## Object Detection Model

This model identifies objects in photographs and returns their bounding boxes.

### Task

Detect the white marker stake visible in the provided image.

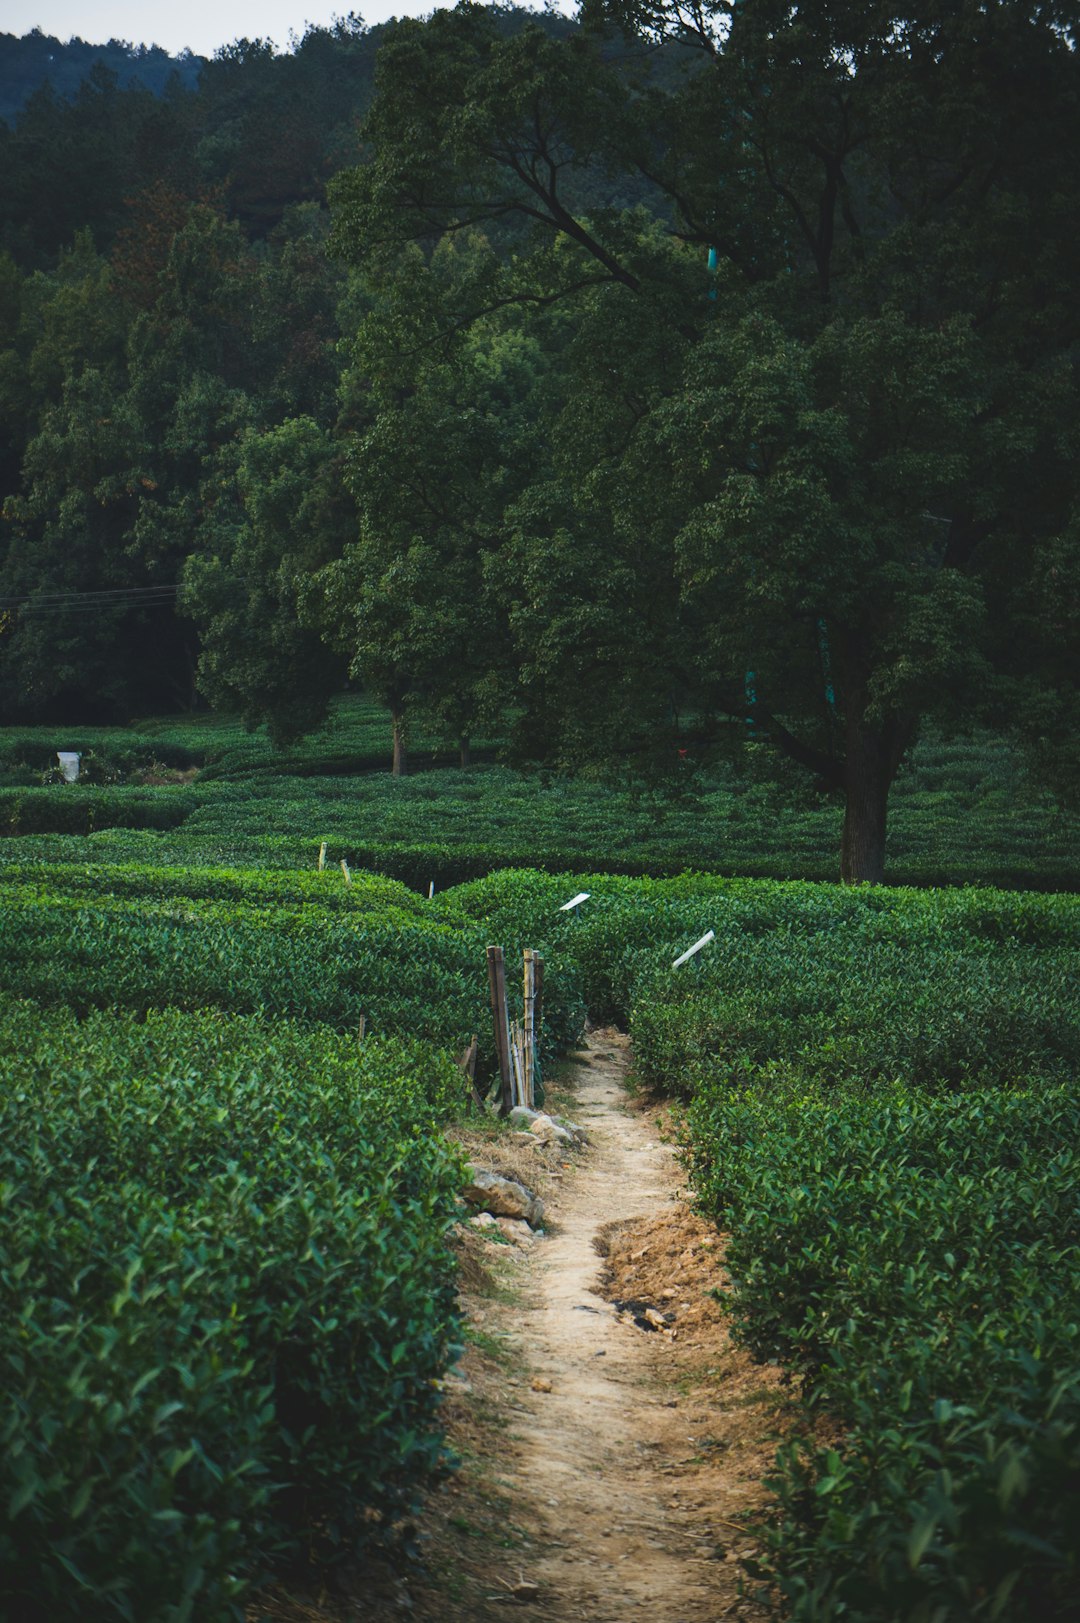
[318,842,327,871]
[340,859,352,887]
[428,881,435,899]
[559,892,591,913]
[672,930,714,969]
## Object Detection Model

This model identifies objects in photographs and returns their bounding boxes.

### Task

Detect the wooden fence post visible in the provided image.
[486,945,513,1115]
[524,949,536,1109]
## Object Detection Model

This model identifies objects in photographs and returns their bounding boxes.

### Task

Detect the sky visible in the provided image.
[1,0,464,56]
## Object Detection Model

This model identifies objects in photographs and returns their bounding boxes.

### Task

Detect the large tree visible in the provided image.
[314,233,547,773]
[331,0,1080,880]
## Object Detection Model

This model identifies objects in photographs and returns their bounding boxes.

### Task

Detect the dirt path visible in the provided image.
[415,1031,786,1622]
[264,1033,787,1623]
[489,1029,768,1622]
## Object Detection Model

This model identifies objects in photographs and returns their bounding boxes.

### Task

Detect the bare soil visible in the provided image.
[257,1030,795,1623]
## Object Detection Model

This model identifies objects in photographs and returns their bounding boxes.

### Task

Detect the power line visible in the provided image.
[0,583,181,609]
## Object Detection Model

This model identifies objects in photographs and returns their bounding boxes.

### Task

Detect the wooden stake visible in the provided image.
[340,858,352,887]
[457,1034,483,1111]
[523,949,536,1110]
[513,1019,529,1110]
[533,954,545,1102]
[357,1013,366,1042]
[318,841,327,871]
[486,945,513,1116]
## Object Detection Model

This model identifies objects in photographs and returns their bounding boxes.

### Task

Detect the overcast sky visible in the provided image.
[2,1,472,57]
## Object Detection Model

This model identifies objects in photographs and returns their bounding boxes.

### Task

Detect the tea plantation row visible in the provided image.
[1,852,1077,1620]
[436,870,1080,1620]
[0,1004,465,1620]
[2,716,1077,891]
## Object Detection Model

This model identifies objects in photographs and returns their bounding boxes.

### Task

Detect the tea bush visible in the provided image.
[0,865,586,1078]
[685,1081,1080,1622]
[0,1002,465,1620]
[3,720,1077,891]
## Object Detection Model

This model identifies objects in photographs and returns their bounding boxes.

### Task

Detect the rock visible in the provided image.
[462,1169,544,1229]
[495,1216,538,1247]
[508,1105,543,1128]
[531,1376,553,1393]
[469,1211,498,1230]
[551,1114,589,1145]
[528,1115,576,1149]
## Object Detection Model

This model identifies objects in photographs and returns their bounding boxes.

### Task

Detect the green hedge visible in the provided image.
[0,869,586,1079]
[0,1002,465,1621]
[685,1082,1080,1622]
[0,787,193,836]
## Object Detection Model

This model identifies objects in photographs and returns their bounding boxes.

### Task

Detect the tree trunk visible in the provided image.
[391,707,408,777]
[459,735,471,769]
[840,707,911,884]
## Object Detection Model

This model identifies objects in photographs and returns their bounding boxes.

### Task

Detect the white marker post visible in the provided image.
[672,930,714,969]
[559,892,591,913]
[340,859,352,887]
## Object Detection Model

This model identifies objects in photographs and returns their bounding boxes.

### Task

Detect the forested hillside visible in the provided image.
[1,2,1077,880]
[0,29,204,126]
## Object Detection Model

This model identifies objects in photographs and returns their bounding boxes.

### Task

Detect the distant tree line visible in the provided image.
[1,2,1077,880]
[0,28,204,127]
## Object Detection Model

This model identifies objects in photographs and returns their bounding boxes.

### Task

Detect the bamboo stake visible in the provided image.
[486,946,513,1115]
[340,858,352,887]
[318,841,327,871]
[523,949,536,1109]
[533,954,545,1103]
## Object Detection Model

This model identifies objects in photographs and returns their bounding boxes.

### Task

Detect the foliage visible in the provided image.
[329,0,1080,879]
[0,717,1076,889]
[0,741,1077,1617]
[684,1081,1080,1622]
[0,999,464,1618]
[0,860,584,1074]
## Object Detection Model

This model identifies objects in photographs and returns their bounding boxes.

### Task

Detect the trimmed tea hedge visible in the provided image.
[685,1081,1080,1622]
[0,865,586,1079]
[3,720,1077,892]
[0,1002,465,1620]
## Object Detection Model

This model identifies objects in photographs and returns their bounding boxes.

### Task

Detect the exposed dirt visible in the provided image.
[258,1031,795,1623]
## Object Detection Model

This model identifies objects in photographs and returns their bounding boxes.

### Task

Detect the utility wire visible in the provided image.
[0,583,181,608]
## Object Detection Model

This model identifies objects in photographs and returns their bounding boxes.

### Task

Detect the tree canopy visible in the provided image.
[1,4,1077,878]
[328,0,1080,878]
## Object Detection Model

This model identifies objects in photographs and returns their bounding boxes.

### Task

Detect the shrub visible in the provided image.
[0,1003,465,1620]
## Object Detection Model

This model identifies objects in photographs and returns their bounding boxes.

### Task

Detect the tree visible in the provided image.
[313,234,545,773]
[182,416,350,744]
[331,0,1080,879]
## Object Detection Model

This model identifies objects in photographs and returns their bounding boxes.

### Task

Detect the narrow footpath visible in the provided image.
[273,1033,790,1623]
[397,1031,787,1622]
[488,1028,775,1622]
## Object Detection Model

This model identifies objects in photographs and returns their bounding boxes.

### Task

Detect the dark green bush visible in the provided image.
[685,1082,1080,1621]
[0,786,193,836]
[0,1003,465,1620]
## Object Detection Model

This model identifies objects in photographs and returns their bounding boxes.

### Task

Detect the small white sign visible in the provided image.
[672,930,715,968]
[559,892,591,912]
